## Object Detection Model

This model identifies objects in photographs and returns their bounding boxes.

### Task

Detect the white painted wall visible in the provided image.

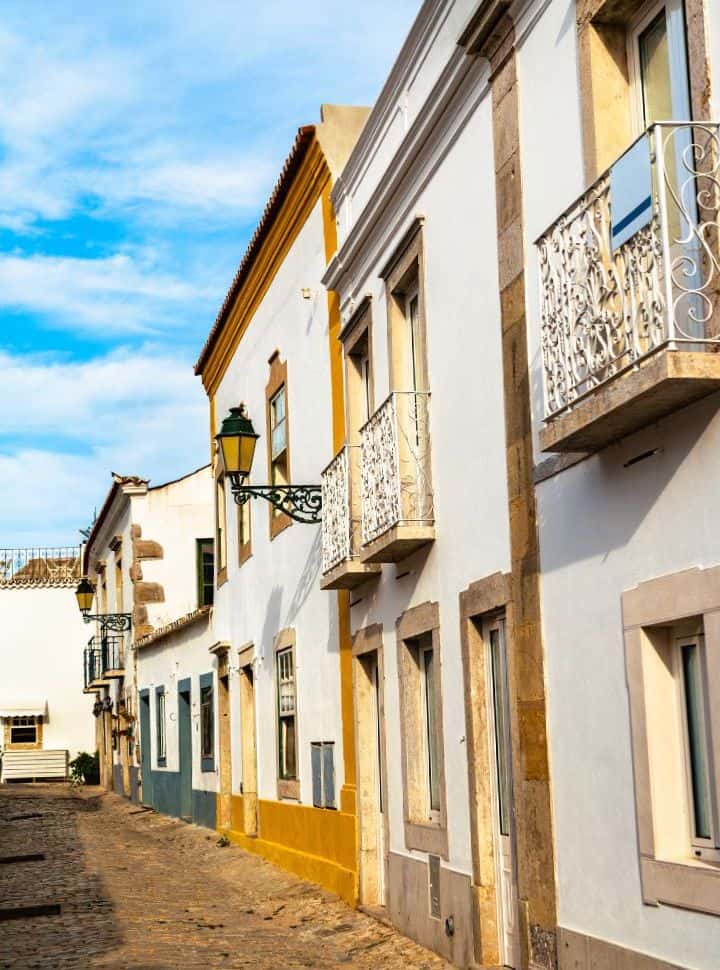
[213,195,344,808]
[136,619,219,793]
[328,1,509,887]
[0,585,95,758]
[519,0,720,964]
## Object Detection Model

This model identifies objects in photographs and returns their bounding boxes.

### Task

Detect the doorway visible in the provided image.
[139,691,153,807]
[483,615,520,970]
[178,683,192,822]
[354,638,388,908]
[239,662,258,836]
[218,673,232,830]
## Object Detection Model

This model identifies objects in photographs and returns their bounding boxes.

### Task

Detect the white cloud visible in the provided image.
[0,347,208,546]
[0,252,214,332]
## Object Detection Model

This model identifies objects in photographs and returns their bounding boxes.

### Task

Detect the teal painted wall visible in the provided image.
[144,766,216,830]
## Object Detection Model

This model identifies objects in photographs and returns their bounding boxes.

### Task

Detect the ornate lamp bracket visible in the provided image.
[228,477,322,525]
[83,613,133,633]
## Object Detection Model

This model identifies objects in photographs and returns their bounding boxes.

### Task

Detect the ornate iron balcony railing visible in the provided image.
[321,444,360,575]
[537,122,720,417]
[83,644,103,689]
[360,391,434,547]
[0,546,81,587]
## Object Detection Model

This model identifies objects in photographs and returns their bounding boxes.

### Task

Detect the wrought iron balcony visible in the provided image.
[84,634,125,690]
[83,643,105,691]
[320,445,381,589]
[537,122,720,452]
[359,391,434,563]
[0,547,80,587]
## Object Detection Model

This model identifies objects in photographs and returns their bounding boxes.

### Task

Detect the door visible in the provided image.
[178,687,192,821]
[484,616,520,969]
[239,665,258,836]
[630,0,703,340]
[139,692,153,807]
[218,674,232,830]
[370,655,386,904]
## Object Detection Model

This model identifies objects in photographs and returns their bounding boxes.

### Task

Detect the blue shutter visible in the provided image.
[323,742,335,809]
[311,742,322,807]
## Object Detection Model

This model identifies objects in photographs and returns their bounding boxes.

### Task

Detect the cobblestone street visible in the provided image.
[0,786,449,970]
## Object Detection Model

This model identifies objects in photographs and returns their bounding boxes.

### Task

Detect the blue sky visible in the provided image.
[0,1,419,547]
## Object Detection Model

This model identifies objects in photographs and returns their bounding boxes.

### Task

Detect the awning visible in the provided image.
[0,700,47,718]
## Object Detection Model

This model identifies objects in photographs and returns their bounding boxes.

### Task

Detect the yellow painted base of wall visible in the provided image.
[219,794,358,906]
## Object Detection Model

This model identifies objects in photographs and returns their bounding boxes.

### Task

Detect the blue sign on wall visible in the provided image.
[610,135,653,251]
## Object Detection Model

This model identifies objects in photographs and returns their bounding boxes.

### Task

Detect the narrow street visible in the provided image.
[0,786,449,970]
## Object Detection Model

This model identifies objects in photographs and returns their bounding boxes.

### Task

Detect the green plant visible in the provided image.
[69,750,100,785]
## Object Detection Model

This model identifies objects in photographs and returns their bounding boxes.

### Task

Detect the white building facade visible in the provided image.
[82,466,213,806]
[0,547,92,782]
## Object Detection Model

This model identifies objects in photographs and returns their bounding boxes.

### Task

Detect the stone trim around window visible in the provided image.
[576,0,712,184]
[383,219,429,395]
[396,601,448,859]
[459,571,511,969]
[274,627,299,801]
[623,565,720,916]
[266,350,292,540]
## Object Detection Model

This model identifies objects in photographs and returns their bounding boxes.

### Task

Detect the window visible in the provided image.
[237,494,252,565]
[9,716,38,745]
[266,353,291,538]
[155,688,166,766]
[677,635,718,859]
[200,674,215,771]
[311,741,336,809]
[344,309,374,438]
[629,0,691,131]
[196,538,214,607]
[382,222,428,396]
[623,565,720,916]
[277,647,297,785]
[396,601,448,858]
[419,637,440,818]
[215,475,227,582]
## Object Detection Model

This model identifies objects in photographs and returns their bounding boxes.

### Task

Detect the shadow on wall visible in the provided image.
[283,528,321,629]
[537,390,720,573]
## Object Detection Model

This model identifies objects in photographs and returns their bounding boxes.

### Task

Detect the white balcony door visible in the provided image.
[485,616,520,969]
[630,0,704,341]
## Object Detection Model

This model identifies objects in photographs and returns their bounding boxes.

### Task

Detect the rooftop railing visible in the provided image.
[0,547,81,587]
[537,122,720,418]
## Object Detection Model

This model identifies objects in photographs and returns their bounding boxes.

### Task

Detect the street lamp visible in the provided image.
[216,404,322,524]
[75,577,132,633]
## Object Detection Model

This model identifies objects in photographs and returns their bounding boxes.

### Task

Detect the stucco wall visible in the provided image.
[0,585,95,758]
[213,194,343,810]
[519,0,720,965]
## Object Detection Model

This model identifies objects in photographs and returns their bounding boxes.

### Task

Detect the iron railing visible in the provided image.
[84,634,124,687]
[83,643,103,688]
[537,122,720,417]
[0,547,81,587]
[321,444,362,575]
[359,391,434,547]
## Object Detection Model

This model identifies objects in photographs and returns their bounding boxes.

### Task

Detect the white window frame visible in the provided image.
[675,634,720,861]
[9,716,38,745]
[270,386,287,461]
[420,640,441,823]
[627,0,692,135]
[156,691,166,764]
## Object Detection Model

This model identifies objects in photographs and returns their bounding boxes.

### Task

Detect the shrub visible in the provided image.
[69,751,100,785]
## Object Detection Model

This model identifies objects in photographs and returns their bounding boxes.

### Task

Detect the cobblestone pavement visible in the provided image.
[0,785,451,970]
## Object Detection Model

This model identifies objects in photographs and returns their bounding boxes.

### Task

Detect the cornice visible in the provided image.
[323,50,489,312]
[201,139,331,397]
[331,0,455,204]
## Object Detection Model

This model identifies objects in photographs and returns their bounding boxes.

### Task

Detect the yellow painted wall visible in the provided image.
[221,794,358,905]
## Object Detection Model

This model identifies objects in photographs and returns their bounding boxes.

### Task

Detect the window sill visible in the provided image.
[269,511,292,541]
[641,853,720,916]
[404,818,448,859]
[277,778,300,801]
[216,567,228,589]
[238,544,252,568]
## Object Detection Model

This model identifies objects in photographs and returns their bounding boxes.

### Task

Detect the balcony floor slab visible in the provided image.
[540,350,720,453]
[320,559,381,591]
[360,525,435,564]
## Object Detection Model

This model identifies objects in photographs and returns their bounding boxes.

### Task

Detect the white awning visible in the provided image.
[0,700,47,718]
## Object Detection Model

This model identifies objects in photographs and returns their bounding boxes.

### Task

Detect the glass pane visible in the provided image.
[423,647,440,814]
[407,292,422,393]
[490,628,512,837]
[682,643,713,841]
[639,11,672,125]
[271,419,287,459]
[280,716,296,778]
[201,686,213,759]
